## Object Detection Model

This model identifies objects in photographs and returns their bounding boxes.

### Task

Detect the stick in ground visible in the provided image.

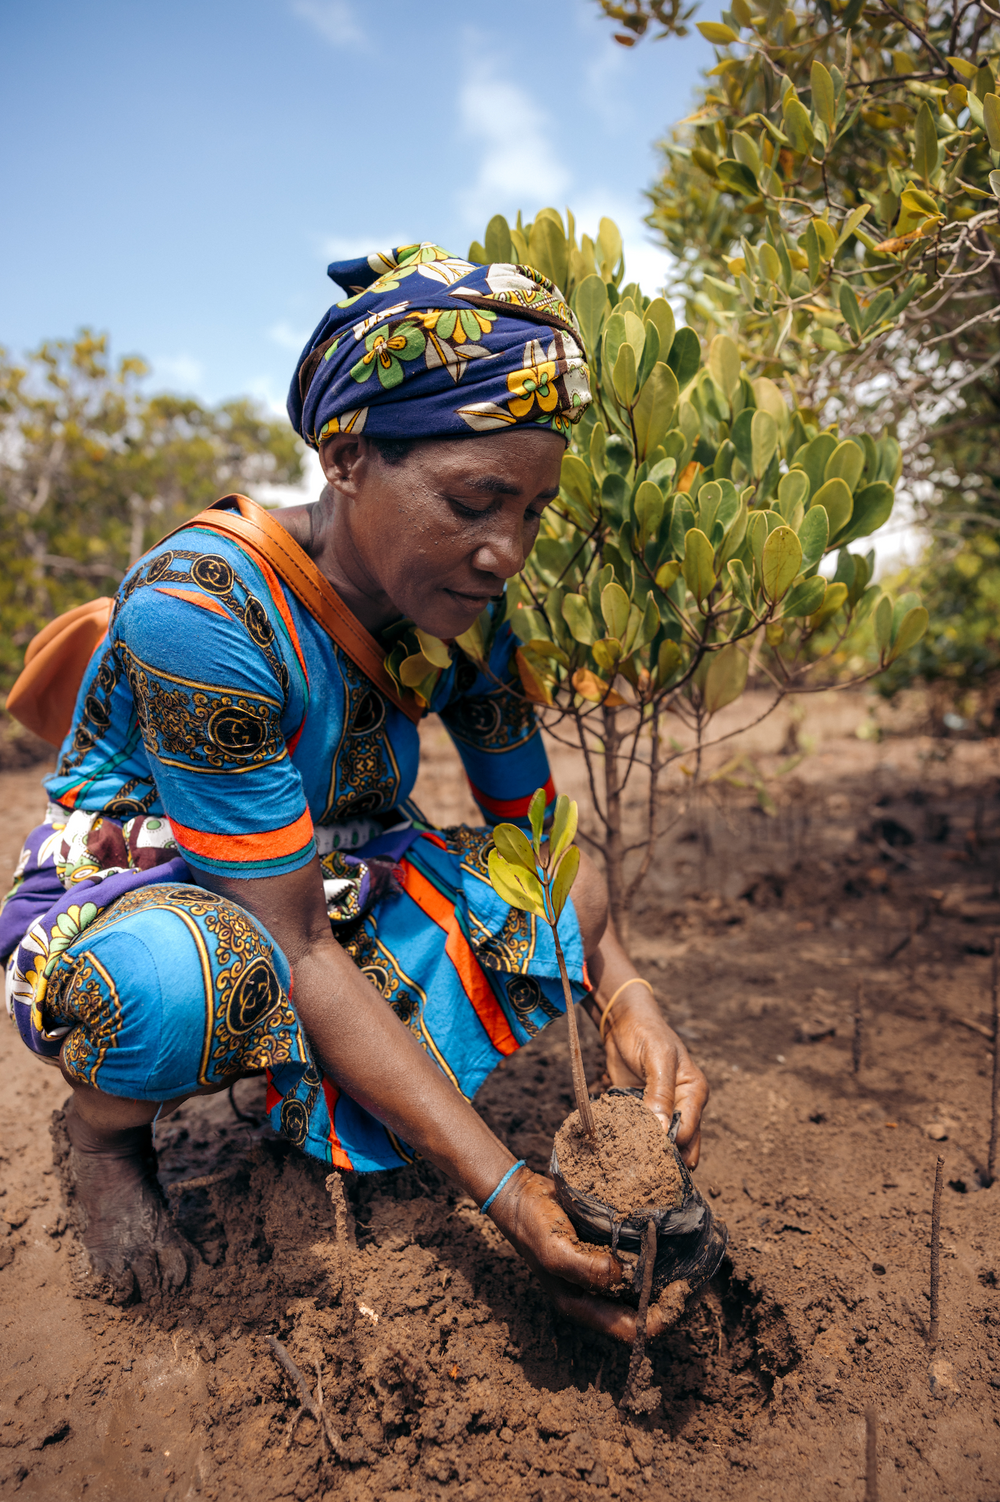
[929,1154,944,1347]
[865,1405,878,1502]
[988,935,999,1187]
[622,1217,658,1411]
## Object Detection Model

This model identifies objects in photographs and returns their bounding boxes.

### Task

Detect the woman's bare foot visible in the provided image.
[51,1099,198,1302]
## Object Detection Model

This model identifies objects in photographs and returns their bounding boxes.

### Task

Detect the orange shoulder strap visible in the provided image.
[188,494,421,724]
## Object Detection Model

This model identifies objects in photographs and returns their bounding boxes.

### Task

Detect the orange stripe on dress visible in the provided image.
[321,1077,354,1171]
[467,774,555,820]
[399,861,519,1057]
[154,587,233,620]
[167,806,314,863]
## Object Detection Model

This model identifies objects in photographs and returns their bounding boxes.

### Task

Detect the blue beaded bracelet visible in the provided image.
[479,1159,527,1215]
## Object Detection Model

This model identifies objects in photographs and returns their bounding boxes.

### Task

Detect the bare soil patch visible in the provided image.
[2,695,999,1501]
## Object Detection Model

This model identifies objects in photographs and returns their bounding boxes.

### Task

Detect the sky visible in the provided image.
[2,0,712,415]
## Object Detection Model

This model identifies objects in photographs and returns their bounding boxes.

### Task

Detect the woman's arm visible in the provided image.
[196,857,653,1341]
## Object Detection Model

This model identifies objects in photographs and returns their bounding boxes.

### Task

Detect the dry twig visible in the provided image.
[929,1155,944,1348]
[622,1218,658,1411]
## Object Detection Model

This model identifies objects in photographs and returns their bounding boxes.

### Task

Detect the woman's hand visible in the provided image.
[599,984,708,1166]
[486,1167,682,1344]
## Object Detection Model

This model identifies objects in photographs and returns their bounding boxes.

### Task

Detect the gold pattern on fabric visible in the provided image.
[321,650,401,824]
[439,687,538,754]
[64,883,301,1086]
[53,951,123,1087]
[341,921,462,1093]
[119,646,286,776]
[504,974,561,1037]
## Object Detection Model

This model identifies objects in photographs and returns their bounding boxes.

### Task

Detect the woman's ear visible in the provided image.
[318,435,369,493]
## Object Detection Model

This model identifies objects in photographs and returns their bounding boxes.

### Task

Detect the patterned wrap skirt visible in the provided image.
[2,810,584,1173]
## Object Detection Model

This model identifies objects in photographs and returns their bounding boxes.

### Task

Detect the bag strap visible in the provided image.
[179,494,422,725]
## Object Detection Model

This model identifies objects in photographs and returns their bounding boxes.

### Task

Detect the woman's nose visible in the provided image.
[472,521,526,580]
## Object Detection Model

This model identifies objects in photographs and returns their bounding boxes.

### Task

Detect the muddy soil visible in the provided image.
[2,693,999,1501]
[553,1093,683,1212]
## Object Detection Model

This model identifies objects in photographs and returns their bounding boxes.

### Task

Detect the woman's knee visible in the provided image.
[572,849,608,957]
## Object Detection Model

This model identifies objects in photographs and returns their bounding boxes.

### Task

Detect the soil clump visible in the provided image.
[553,1092,682,1211]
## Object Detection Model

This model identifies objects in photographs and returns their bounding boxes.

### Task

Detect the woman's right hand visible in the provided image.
[486,1168,678,1344]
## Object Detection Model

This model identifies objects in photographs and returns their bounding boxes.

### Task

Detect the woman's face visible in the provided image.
[320,428,565,639]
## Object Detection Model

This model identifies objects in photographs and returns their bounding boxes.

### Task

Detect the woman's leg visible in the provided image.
[45,883,300,1298]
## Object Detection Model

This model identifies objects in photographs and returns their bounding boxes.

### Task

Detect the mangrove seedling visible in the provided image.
[487,788,596,1138]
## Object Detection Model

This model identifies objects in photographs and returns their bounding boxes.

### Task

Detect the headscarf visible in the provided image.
[287,243,591,449]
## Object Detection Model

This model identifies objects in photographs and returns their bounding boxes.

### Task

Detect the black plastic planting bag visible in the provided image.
[549,1089,728,1296]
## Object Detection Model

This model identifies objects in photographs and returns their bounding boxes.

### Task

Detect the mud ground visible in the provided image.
[1,691,999,1501]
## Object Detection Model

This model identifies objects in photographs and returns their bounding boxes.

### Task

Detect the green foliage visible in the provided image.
[466,206,925,925]
[595,0,1000,723]
[0,332,304,698]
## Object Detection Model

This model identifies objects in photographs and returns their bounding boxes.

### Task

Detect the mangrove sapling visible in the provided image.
[487,788,595,1138]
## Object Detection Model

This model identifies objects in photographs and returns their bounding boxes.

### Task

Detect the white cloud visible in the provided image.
[289,0,366,50]
[268,319,312,352]
[457,66,570,229]
[152,354,204,391]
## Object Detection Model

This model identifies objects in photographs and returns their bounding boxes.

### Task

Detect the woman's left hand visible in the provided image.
[598,983,709,1167]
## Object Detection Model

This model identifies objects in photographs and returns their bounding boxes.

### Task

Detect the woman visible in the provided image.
[2,244,708,1342]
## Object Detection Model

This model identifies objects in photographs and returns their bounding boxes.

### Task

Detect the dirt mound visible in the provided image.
[553,1091,683,1211]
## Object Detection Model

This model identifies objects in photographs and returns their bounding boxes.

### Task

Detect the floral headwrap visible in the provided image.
[288,243,592,449]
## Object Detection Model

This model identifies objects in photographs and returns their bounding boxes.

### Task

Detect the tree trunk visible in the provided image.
[602,704,628,942]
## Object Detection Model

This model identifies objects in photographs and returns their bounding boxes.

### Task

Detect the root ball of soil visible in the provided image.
[553,1091,682,1214]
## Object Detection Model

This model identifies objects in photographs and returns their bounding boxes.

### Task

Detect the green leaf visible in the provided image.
[592,637,623,676]
[811,477,854,538]
[873,595,893,652]
[667,328,701,389]
[697,20,739,42]
[811,60,836,131]
[643,298,675,357]
[886,606,928,662]
[655,559,683,591]
[560,451,595,520]
[798,504,829,570]
[550,843,581,919]
[632,362,680,460]
[761,525,803,602]
[633,479,665,549]
[487,849,547,918]
[824,440,865,491]
[777,469,810,519]
[414,629,452,669]
[990,169,1000,198]
[781,575,827,618]
[727,557,755,611]
[601,581,631,639]
[707,334,741,403]
[700,644,749,713]
[528,787,547,853]
[810,579,848,626]
[913,101,940,181]
[682,527,717,602]
[634,593,661,652]
[984,93,1000,152]
[602,312,626,377]
[549,794,578,866]
[730,408,753,472]
[656,639,683,687]
[492,822,538,873]
[839,285,863,340]
[792,433,837,495]
[484,214,514,265]
[716,159,759,196]
[783,95,816,155]
[574,275,609,357]
[837,482,894,543]
[834,204,871,251]
[612,341,638,405]
[562,592,599,645]
[590,423,607,483]
[750,410,777,479]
